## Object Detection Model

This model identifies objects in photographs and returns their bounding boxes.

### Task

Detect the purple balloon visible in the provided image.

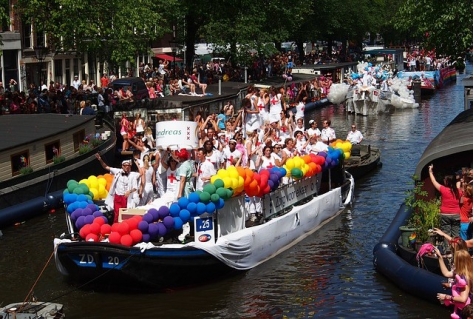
[75,215,85,229]
[84,214,94,225]
[270,174,279,183]
[148,223,159,238]
[142,233,151,243]
[87,203,98,212]
[157,222,167,237]
[158,206,170,219]
[163,216,174,229]
[82,208,92,216]
[148,208,159,221]
[138,220,149,233]
[318,151,327,158]
[143,212,154,223]
[268,180,275,190]
[93,211,103,218]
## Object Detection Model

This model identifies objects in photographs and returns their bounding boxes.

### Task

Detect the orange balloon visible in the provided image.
[237,166,246,178]
[303,155,312,164]
[244,176,252,187]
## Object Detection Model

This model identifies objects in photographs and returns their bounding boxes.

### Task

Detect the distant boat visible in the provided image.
[344,144,382,180]
[0,114,116,228]
[0,301,65,319]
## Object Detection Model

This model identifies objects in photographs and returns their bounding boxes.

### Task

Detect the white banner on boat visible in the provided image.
[155,121,198,150]
[262,174,321,217]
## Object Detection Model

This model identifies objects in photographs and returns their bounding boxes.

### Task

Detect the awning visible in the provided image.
[155,54,183,62]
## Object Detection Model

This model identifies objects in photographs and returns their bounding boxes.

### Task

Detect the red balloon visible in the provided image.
[120,234,133,247]
[253,172,261,184]
[79,224,91,239]
[109,231,121,244]
[111,223,120,233]
[86,233,99,242]
[130,229,143,244]
[89,222,101,235]
[260,169,270,177]
[125,217,139,230]
[93,217,106,226]
[100,224,112,236]
[117,222,130,235]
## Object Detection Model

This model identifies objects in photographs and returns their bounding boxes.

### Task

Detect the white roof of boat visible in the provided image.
[0,114,95,152]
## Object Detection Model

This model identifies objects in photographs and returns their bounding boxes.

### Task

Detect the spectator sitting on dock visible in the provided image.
[191,70,207,95]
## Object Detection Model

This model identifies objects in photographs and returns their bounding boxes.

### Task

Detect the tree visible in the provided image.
[15,0,175,65]
[394,0,473,58]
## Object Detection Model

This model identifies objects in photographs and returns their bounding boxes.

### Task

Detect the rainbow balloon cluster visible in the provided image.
[330,139,353,160]
[63,175,113,204]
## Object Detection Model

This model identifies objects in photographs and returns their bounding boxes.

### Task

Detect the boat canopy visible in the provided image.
[415,108,473,177]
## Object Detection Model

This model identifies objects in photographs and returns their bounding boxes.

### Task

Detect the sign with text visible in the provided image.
[194,216,215,245]
[155,121,198,150]
[262,174,320,217]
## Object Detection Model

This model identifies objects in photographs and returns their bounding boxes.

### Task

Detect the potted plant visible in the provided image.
[403,176,441,246]
[53,155,66,164]
[19,166,33,175]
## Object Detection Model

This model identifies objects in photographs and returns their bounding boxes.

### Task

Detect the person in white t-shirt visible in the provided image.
[195,148,216,191]
[346,124,363,144]
[223,139,242,168]
[306,120,321,138]
[320,119,336,144]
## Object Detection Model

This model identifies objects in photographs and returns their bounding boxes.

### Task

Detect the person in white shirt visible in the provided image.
[195,148,216,191]
[309,136,329,154]
[320,120,336,144]
[346,124,363,144]
[223,139,242,168]
[306,120,321,139]
[72,75,81,90]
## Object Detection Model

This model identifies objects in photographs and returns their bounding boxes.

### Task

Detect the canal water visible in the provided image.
[0,66,471,319]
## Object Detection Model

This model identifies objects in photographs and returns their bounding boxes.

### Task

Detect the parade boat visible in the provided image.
[373,107,473,303]
[344,144,382,180]
[54,170,354,290]
[53,120,354,290]
[0,301,65,319]
[396,66,457,95]
[0,114,116,229]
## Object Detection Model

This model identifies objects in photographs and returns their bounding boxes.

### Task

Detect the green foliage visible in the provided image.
[394,0,473,59]
[53,155,66,164]
[19,166,33,175]
[405,176,441,243]
[78,143,92,155]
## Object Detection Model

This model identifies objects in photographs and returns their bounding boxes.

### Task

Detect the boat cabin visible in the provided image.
[0,114,98,181]
[363,48,405,72]
[292,62,358,83]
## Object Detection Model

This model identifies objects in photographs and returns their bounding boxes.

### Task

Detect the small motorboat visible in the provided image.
[0,301,65,319]
[344,144,382,179]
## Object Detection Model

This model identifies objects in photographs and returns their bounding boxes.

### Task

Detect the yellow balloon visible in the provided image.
[217,169,229,178]
[228,169,239,179]
[98,184,106,199]
[286,158,295,170]
[90,188,99,200]
[231,178,239,189]
[98,178,107,187]
[238,176,244,188]
[223,177,232,188]
[342,141,352,152]
[89,180,99,190]
[210,175,220,184]
[88,175,98,182]
[344,151,351,160]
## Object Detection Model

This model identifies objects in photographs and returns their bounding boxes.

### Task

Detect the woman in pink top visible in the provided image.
[428,164,461,239]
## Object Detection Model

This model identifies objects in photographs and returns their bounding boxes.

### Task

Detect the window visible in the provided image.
[73,129,85,152]
[11,150,30,176]
[45,140,61,163]
[22,21,31,48]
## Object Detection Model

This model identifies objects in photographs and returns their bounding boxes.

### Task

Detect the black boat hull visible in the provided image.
[55,241,236,291]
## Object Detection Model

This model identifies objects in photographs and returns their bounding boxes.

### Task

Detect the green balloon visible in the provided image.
[73,187,83,195]
[199,191,211,204]
[216,187,228,200]
[291,168,303,179]
[213,179,225,189]
[210,193,220,203]
[203,183,217,195]
[79,183,89,194]
[226,188,233,199]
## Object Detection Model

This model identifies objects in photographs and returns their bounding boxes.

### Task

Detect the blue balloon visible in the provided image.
[169,203,181,217]
[142,233,151,243]
[206,202,216,214]
[178,197,189,209]
[196,202,207,215]
[188,192,200,203]
[179,209,191,223]
[78,201,88,209]
[187,202,197,215]
[216,198,225,210]
[173,217,183,230]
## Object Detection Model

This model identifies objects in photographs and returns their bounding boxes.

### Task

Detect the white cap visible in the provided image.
[122,160,132,165]
[309,120,315,124]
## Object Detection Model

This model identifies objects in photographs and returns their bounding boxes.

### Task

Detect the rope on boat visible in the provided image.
[18,249,55,312]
